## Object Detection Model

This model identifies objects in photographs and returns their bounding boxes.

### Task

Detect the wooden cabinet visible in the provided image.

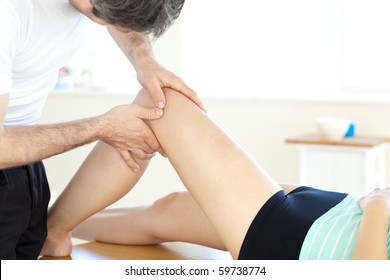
[286,135,386,194]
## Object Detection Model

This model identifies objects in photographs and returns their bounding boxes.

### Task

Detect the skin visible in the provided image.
[352,188,390,260]
[68,0,204,168]
[0,0,203,172]
[1,0,203,257]
[37,2,390,261]
[69,0,204,111]
[72,191,228,250]
[42,88,282,259]
[43,88,390,260]
[71,184,299,251]
[0,97,163,171]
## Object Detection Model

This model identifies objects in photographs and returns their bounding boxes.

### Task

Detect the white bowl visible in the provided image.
[315,117,351,141]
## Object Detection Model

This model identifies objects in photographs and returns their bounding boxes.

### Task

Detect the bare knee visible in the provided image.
[132,88,156,108]
[132,87,195,114]
[150,192,186,221]
[148,192,188,241]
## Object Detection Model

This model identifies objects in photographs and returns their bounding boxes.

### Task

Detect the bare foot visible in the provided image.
[40,231,73,257]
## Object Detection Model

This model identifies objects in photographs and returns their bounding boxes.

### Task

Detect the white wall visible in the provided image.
[180,0,390,102]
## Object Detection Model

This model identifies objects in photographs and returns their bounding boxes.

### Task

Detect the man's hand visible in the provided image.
[100,104,165,172]
[106,28,205,111]
[136,57,205,111]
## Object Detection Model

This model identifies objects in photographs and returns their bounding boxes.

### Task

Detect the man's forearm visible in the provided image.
[0,116,106,169]
[107,26,153,70]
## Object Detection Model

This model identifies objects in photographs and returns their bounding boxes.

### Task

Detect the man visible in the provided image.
[0,0,202,259]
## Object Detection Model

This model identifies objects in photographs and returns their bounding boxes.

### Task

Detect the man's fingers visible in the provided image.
[119,149,157,172]
[144,135,165,156]
[145,83,166,109]
[163,77,206,112]
[130,149,156,160]
[132,104,164,120]
[119,150,140,172]
[141,126,165,155]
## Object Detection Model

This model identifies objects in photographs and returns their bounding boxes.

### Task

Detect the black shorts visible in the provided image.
[0,162,50,260]
[238,186,347,260]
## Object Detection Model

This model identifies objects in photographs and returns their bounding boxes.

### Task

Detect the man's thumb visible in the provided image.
[135,105,164,120]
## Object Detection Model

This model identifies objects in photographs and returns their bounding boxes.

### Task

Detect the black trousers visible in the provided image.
[0,162,50,260]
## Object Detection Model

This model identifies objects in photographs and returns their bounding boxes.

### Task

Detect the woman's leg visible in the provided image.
[72,191,226,250]
[41,141,151,256]
[44,87,283,259]
[134,88,282,259]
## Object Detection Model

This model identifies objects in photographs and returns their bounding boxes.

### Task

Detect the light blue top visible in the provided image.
[299,194,390,259]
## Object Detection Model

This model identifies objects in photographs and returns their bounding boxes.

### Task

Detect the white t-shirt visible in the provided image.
[0,0,91,125]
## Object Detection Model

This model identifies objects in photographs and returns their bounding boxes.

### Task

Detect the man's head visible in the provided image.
[90,0,185,37]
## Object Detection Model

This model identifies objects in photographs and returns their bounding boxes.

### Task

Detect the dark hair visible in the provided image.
[91,0,185,37]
